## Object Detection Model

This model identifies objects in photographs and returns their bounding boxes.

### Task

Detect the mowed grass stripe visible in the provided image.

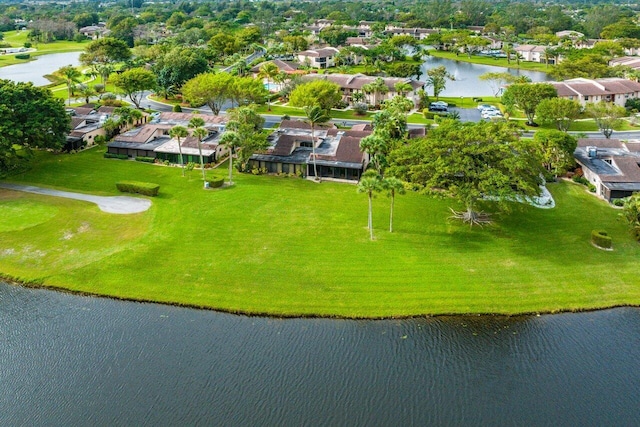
[1,148,639,317]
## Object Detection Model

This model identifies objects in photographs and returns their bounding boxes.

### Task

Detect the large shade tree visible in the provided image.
[388,120,543,226]
[501,82,557,126]
[535,97,582,132]
[0,80,70,173]
[110,67,156,109]
[224,105,267,173]
[585,101,627,139]
[533,130,577,177]
[289,80,342,112]
[425,66,455,100]
[182,72,234,115]
[80,38,131,83]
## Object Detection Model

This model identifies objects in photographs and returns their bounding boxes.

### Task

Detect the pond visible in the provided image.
[421,56,552,97]
[1,281,639,425]
[0,51,81,86]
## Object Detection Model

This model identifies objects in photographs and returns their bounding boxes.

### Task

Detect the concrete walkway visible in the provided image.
[0,182,152,214]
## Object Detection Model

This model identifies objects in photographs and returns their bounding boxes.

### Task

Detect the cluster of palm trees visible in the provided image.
[357,172,405,241]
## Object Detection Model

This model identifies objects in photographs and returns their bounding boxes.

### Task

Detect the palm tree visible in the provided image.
[394,82,413,97]
[114,106,143,131]
[75,84,97,104]
[382,177,405,233]
[304,105,330,181]
[218,130,240,185]
[357,172,382,240]
[169,125,189,177]
[57,65,82,106]
[188,117,208,185]
[362,77,389,106]
[258,62,280,112]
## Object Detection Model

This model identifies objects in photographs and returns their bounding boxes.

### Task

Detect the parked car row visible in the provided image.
[477,104,503,119]
[429,101,449,112]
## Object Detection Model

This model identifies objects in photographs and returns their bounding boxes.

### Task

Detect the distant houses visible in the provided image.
[550,78,640,107]
[575,138,640,201]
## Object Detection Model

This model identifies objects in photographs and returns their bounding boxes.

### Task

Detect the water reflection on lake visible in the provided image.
[421,56,552,97]
[0,51,81,86]
[1,282,639,426]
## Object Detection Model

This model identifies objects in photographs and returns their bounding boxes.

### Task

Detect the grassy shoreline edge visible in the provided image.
[3,273,639,319]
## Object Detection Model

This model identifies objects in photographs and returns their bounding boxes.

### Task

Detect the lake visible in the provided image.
[421,56,552,97]
[1,281,639,426]
[0,51,81,86]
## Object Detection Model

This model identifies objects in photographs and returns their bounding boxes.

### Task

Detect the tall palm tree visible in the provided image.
[169,125,189,176]
[304,105,330,181]
[362,77,389,106]
[357,173,382,240]
[382,177,405,233]
[188,117,208,185]
[218,130,240,185]
[114,106,143,131]
[258,62,280,112]
[57,65,82,106]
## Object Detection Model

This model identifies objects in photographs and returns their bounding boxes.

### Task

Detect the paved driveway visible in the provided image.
[450,107,483,122]
[0,183,152,214]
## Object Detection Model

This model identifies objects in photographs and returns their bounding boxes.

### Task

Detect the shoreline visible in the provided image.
[3,274,638,320]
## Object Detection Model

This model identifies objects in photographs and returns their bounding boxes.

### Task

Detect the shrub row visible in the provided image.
[209,177,224,188]
[116,181,160,197]
[104,153,128,160]
[135,156,155,163]
[15,53,30,60]
[591,230,612,249]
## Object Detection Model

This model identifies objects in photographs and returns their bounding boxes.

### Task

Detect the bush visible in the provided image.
[588,183,596,192]
[116,181,160,197]
[591,230,612,249]
[104,153,128,160]
[135,156,155,163]
[572,175,589,186]
[209,177,224,188]
[173,104,182,112]
[353,102,368,115]
[23,42,32,48]
[15,53,30,60]
[94,84,105,93]
[612,198,626,207]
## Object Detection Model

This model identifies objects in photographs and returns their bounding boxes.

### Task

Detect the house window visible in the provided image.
[584,96,589,101]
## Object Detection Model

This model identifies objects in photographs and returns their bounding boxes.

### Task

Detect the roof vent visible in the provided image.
[587,146,597,158]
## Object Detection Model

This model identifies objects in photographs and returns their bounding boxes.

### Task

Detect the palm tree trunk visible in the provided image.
[267,78,271,112]
[177,137,185,177]
[228,148,233,185]
[198,140,206,184]
[368,192,374,240]
[311,124,319,181]
[389,193,394,233]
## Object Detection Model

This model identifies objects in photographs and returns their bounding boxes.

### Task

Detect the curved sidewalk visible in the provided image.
[0,182,151,214]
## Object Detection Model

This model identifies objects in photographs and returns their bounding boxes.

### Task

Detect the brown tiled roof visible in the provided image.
[298,47,339,58]
[250,59,300,74]
[325,129,371,138]
[159,112,225,124]
[316,136,364,163]
[70,117,85,129]
[73,107,95,116]
[280,119,311,130]
[97,106,116,114]
[408,127,426,138]
[605,157,640,182]
[350,123,372,131]
[302,73,425,91]
[115,124,171,143]
[577,138,624,149]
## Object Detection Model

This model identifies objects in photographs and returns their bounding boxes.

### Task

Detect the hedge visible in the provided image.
[209,177,224,188]
[135,156,155,163]
[104,153,128,160]
[591,230,612,249]
[116,181,160,197]
[15,53,30,60]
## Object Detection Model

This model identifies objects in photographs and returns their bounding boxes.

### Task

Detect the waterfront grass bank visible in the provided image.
[1,148,639,317]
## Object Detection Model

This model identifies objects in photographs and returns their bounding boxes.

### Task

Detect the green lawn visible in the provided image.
[0,30,88,68]
[428,49,552,73]
[1,148,639,318]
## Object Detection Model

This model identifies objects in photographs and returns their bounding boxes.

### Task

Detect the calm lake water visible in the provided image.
[421,56,552,97]
[0,51,81,86]
[2,281,640,426]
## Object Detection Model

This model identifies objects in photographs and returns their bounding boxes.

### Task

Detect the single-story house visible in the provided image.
[574,138,640,201]
[249,120,370,181]
[64,105,115,151]
[297,47,340,69]
[107,112,226,161]
[514,44,550,63]
[551,78,640,107]
[610,56,640,71]
[250,59,301,77]
[78,24,109,39]
[301,73,425,105]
